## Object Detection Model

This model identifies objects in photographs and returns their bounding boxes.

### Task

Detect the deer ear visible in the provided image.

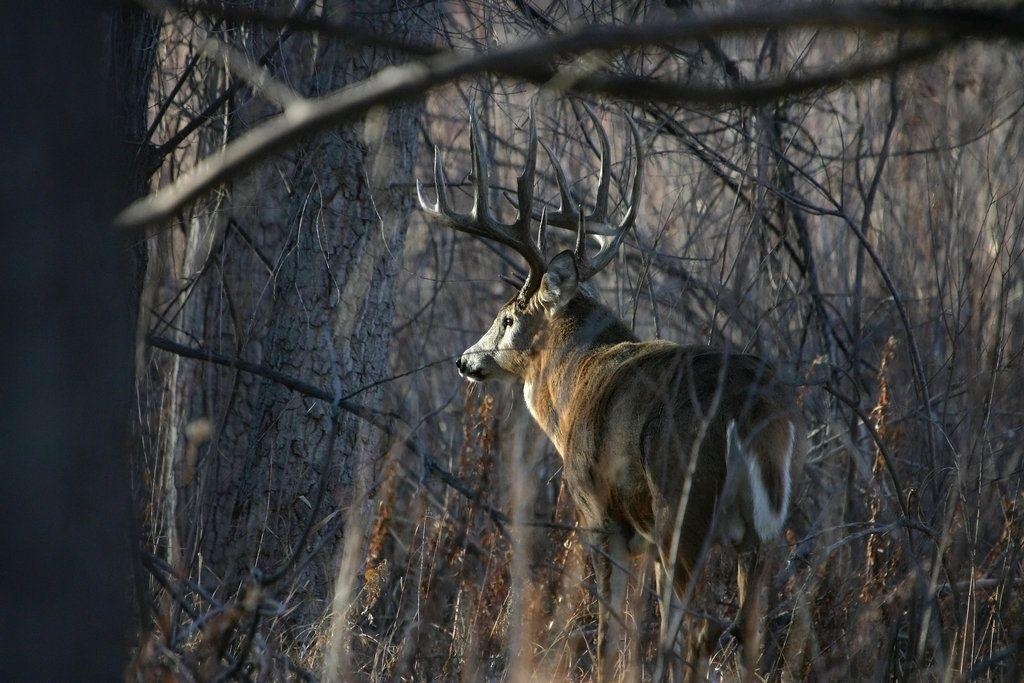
[537,250,578,314]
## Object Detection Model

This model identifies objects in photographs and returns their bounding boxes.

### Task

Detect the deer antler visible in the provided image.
[417,104,546,303]
[540,106,643,281]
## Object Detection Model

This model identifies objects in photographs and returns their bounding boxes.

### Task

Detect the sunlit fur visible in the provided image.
[458,253,806,676]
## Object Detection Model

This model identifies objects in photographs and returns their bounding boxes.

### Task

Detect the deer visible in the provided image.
[417,104,806,680]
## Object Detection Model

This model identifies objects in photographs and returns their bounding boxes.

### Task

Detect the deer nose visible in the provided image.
[455,357,465,373]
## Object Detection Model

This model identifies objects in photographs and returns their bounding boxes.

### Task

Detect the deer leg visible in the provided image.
[626,546,654,682]
[589,529,612,681]
[608,531,635,679]
[734,548,768,681]
[656,553,724,683]
[590,527,631,681]
[653,560,684,682]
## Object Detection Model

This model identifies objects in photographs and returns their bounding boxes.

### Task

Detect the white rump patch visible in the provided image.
[728,420,794,543]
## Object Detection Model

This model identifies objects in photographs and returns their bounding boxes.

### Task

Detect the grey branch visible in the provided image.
[116,3,1024,231]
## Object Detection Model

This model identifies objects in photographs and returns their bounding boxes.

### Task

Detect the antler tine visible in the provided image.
[514,103,539,245]
[539,138,580,228]
[573,204,587,264]
[616,115,644,232]
[537,207,549,257]
[574,210,631,282]
[415,147,439,214]
[571,115,643,282]
[583,105,611,224]
[468,105,493,228]
[496,104,542,252]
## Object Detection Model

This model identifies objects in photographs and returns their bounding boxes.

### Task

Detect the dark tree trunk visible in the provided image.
[104,3,161,337]
[0,1,133,678]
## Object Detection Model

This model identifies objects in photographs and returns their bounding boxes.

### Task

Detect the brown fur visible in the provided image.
[507,291,806,678]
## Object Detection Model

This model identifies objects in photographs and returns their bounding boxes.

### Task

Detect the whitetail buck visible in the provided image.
[418,105,805,679]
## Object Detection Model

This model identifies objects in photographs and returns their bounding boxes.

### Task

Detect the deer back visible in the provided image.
[533,336,803,578]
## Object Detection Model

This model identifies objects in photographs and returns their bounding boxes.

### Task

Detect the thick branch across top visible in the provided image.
[115,3,1024,231]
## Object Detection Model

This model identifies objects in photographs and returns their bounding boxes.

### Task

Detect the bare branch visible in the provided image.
[145,334,510,532]
[147,0,317,164]
[173,0,440,56]
[115,4,1024,231]
[197,37,304,110]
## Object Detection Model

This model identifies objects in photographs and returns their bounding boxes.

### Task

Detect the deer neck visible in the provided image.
[521,297,636,454]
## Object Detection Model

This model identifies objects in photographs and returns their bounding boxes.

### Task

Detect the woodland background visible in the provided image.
[3,1,1023,680]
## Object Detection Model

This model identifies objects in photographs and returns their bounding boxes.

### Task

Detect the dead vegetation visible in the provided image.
[129,2,1024,680]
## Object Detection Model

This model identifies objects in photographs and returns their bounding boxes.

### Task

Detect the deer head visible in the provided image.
[416,104,643,383]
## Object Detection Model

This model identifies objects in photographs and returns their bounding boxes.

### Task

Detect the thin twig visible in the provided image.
[145,334,510,533]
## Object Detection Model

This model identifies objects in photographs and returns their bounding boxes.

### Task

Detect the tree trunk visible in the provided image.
[145,1,428,657]
[0,1,133,677]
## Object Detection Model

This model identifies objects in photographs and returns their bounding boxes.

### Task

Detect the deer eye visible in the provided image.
[502,315,514,329]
